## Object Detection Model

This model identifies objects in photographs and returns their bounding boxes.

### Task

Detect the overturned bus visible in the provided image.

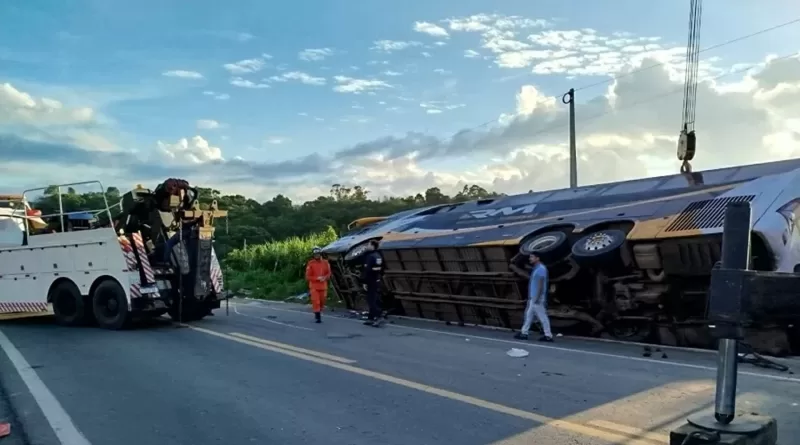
[321,159,800,355]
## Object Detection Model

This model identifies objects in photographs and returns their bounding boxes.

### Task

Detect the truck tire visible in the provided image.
[91,280,130,330]
[50,280,87,327]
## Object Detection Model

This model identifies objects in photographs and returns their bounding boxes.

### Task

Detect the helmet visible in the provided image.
[312,246,322,255]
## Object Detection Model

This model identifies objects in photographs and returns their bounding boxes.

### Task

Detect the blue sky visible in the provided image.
[1,0,799,201]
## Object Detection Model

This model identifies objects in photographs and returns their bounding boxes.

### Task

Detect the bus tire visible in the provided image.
[91,280,130,330]
[571,229,627,264]
[344,240,375,266]
[519,231,570,262]
[50,280,87,327]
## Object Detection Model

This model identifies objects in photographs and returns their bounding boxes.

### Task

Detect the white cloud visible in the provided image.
[464,49,481,58]
[434,41,447,47]
[0,82,96,126]
[433,68,452,75]
[230,77,270,89]
[444,13,549,33]
[419,100,465,114]
[268,71,326,86]
[202,91,230,100]
[371,40,422,53]
[298,48,334,61]
[235,32,255,42]
[413,21,449,38]
[383,70,403,77]
[420,52,432,58]
[162,70,203,79]
[158,135,224,164]
[266,136,289,145]
[196,119,223,130]
[332,76,393,94]
[223,56,270,74]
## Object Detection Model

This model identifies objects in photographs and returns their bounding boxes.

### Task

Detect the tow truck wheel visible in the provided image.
[50,280,87,327]
[91,280,130,330]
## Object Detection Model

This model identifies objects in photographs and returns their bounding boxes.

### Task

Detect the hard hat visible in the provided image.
[312,246,322,254]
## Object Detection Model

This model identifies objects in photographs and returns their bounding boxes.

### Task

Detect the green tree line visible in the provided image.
[28,182,503,258]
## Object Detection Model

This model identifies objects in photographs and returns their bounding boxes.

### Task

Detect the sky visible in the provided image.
[1,0,800,203]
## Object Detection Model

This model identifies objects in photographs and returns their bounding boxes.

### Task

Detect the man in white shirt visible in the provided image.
[514,252,554,342]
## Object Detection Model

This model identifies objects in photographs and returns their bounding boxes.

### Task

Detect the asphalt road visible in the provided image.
[0,299,798,445]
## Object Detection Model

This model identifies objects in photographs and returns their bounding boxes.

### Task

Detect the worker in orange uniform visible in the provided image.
[305,247,331,323]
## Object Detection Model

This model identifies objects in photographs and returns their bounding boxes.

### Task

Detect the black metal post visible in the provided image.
[671,201,779,444]
[713,201,751,424]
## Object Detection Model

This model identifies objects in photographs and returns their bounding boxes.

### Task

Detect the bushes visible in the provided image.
[223,226,339,300]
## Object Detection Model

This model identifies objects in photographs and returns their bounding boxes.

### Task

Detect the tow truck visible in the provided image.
[0,179,228,329]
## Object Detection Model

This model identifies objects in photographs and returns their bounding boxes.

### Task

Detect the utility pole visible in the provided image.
[562,88,578,188]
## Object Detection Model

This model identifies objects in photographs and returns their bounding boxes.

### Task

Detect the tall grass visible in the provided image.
[223,226,339,300]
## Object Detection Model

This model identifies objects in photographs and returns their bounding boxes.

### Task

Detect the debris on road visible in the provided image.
[506,348,529,358]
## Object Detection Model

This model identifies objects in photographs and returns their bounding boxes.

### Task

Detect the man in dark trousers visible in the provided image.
[360,239,384,326]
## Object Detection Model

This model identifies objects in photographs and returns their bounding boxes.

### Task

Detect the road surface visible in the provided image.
[0,298,798,445]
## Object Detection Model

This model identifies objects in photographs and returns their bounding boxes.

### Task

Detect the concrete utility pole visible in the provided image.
[562,88,577,188]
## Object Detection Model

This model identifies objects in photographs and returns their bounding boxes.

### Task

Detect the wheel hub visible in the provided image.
[527,235,558,252]
[584,232,614,251]
[347,244,369,260]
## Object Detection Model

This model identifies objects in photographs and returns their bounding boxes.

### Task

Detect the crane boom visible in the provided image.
[677,0,703,173]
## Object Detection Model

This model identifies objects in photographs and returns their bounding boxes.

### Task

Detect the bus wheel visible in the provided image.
[519,231,570,263]
[50,280,87,326]
[571,229,627,264]
[91,280,130,330]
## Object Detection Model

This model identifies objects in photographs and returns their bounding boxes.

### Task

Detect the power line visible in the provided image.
[462,17,800,134]
[573,16,800,94]
[467,50,799,146]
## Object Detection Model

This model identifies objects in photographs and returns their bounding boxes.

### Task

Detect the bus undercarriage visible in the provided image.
[328,229,799,357]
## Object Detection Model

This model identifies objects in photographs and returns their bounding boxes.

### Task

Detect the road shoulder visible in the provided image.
[0,329,61,445]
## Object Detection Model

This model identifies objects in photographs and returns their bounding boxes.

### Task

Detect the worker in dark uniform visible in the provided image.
[360,239,384,326]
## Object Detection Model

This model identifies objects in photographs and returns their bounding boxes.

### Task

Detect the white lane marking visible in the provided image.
[232,301,800,384]
[0,330,92,445]
[233,303,314,331]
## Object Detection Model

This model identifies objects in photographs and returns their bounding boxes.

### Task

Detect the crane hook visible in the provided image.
[680,159,693,174]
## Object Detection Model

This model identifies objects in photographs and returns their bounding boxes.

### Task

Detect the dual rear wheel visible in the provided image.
[50,279,130,330]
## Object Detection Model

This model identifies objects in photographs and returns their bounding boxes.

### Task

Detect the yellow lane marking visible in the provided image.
[228,332,356,364]
[587,420,672,443]
[190,326,667,444]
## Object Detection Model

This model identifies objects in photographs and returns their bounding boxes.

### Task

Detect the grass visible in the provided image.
[223,226,339,301]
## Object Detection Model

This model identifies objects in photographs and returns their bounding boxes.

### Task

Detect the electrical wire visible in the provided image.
[737,342,791,372]
[573,16,800,95]
[454,50,799,148]
[459,17,800,134]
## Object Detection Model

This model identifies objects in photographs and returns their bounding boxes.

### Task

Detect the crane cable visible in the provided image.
[678,0,703,174]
